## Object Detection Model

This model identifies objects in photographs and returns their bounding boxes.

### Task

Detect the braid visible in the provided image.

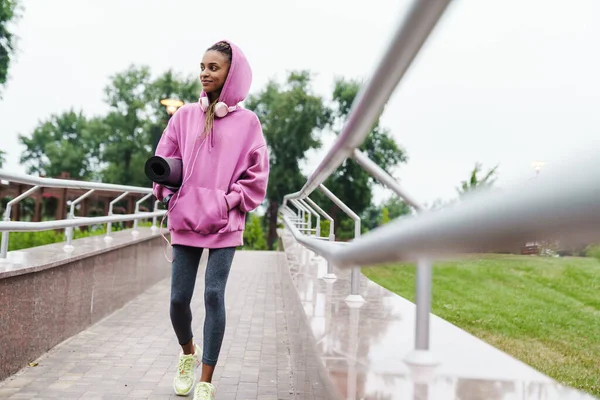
[207,41,232,62]
[203,101,216,137]
[203,41,233,136]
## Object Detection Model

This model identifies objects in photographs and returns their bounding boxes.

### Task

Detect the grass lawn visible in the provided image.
[363,253,600,397]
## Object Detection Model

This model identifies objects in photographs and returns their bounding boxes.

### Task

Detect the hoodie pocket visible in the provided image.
[169,185,228,234]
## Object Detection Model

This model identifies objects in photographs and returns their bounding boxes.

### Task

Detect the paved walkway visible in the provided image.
[0,251,298,400]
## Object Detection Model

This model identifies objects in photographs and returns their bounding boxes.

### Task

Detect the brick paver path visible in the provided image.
[0,251,298,400]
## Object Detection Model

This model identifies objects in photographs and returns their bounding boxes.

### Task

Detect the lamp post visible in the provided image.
[153,98,185,153]
[160,98,184,117]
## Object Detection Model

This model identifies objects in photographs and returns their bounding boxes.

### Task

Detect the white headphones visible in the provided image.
[199,96,239,118]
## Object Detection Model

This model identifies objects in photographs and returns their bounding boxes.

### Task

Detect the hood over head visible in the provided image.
[201,40,252,107]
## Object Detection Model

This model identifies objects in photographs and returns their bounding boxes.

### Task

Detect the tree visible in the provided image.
[243,213,267,250]
[380,207,390,225]
[0,0,19,95]
[0,149,5,168]
[98,65,155,187]
[322,78,407,240]
[145,69,201,152]
[18,65,201,185]
[19,110,101,179]
[457,162,498,197]
[385,196,411,220]
[99,65,201,187]
[245,71,331,249]
[363,196,411,231]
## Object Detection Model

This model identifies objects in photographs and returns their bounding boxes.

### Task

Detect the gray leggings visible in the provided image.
[170,244,235,366]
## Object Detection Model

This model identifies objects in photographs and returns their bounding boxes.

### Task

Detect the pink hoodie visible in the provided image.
[153,40,269,249]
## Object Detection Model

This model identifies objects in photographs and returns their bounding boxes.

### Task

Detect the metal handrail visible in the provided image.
[287,161,600,267]
[297,199,321,237]
[283,0,452,202]
[0,170,163,258]
[1,212,165,232]
[279,0,600,368]
[304,197,334,239]
[0,170,154,193]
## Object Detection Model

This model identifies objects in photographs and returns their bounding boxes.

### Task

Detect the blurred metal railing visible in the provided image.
[0,170,165,259]
[279,0,600,367]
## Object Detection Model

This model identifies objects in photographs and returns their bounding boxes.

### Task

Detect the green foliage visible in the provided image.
[320,219,331,238]
[8,230,64,251]
[243,213,267,250]
[0,149,6,167]
[145,69,201,152]
[19,110,100,179]
[18,66,200,185]
[380,207,390,225]
[586,245,600,261]
[7,222,153,252]
[99,65,159,186]
[0,0,20,94]
[363,196,411,231]
[457,162,498,196]
[336,218,357,241]
[245,71,331,248]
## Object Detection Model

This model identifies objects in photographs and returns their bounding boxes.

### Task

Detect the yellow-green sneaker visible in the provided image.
[194,382,215,400]
[173,343,201,396]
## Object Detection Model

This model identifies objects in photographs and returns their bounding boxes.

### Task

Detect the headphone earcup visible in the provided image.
[199,97,209,111]
[214,102,229,118]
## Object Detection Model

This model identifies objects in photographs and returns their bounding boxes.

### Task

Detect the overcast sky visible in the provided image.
[1,0,599,206]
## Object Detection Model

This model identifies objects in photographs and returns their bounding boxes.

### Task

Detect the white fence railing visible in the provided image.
[0,170,165,259]
[279,0,600,368]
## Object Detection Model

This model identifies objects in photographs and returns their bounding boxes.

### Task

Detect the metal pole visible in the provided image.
[305,197,335,239]
[132,193,153,236]
[415,258,432,351]
[352,149,424,211]
[291,199,312,232]
[105,191,129,242]
[64,189,95,252]
[291,201,310,231]
[404,258,439,367]
[0,185,40,259]
[151,200,160,232]
[284,0,452,200]
[298,199,321,237]
[319,184,364,303]
[304,197,336,280]
[292,199,315,260]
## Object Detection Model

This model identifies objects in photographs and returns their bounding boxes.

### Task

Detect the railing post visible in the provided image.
[352,149,424,211]
[0,223,9,261]
[151,200,160,232]
[305,197,337,280]
[404,258,439,367]
[104,192,129,243]
[1,186,41,260]
[291,199,315,261]
[132,193,153,237]
[64,189,95,252]
[298,199,320,237]
[319,184,364,303]
[0,171,167,253]
[298,200,311,232]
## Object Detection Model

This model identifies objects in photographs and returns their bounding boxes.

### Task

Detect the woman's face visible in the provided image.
[200,50,230,95]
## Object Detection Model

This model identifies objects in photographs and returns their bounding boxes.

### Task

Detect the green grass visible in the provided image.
[363,254,600,396]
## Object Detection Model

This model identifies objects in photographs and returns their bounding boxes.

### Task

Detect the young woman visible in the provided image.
[153,40,269,400]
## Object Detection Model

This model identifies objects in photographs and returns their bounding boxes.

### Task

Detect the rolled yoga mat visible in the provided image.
[144,156,183,188]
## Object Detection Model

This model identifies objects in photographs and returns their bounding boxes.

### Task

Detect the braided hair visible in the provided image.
[203,41,233,136]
